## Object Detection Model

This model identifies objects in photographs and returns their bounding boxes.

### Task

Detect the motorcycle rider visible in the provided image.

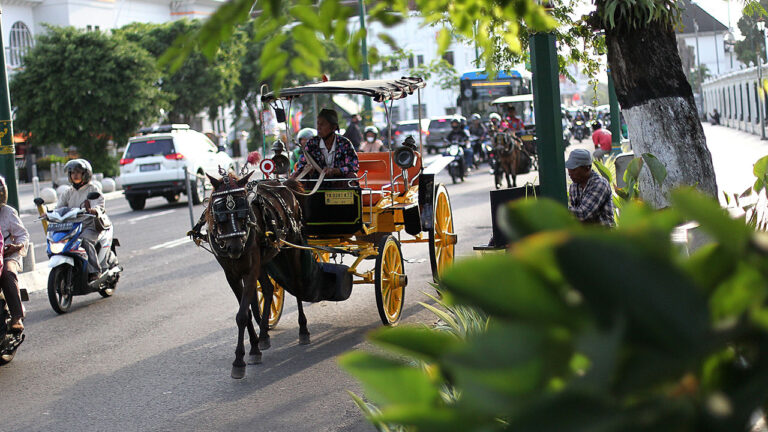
[56,159,106,281]
[488,112,503,134]
[294,128,317,170]
[0,175,28,332]
[360,126,384,152]
[468,113,488,139]
[446,118,474,171]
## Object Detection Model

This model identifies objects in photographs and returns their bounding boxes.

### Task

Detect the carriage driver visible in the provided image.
[290,108,359,180]
[57,159,106,281]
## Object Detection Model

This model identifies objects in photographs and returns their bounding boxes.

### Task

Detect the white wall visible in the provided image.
[682,31,741,77]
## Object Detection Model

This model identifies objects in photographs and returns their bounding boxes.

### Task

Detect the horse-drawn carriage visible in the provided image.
[256,77,456,327]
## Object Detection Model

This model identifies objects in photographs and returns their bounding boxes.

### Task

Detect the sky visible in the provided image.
[697,0,742,31]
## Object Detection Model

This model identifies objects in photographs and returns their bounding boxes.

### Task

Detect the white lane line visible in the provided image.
[128,209,176,224]
[150,237,191,250]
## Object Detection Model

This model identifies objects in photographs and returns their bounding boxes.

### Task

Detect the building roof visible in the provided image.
[678,0,728,34]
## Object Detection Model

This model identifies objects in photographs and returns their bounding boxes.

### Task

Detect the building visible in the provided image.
[676,0,742,79]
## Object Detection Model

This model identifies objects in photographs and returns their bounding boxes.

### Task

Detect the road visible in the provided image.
[2,121,766,432]
[0,163,514,432]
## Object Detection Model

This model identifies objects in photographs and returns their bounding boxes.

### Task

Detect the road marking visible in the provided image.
[150,237,191,250]
[128,209,175,224]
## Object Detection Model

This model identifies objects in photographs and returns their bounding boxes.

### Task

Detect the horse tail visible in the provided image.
[283,178,305,194]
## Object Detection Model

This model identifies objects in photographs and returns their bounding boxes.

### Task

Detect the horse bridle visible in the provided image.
[209,186,258,254]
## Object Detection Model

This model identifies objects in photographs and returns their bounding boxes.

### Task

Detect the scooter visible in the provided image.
[34,192,122,314]
[470,135,493,165]
[0,288,28,365]
[572,120,588,142]
[443,139,466,184]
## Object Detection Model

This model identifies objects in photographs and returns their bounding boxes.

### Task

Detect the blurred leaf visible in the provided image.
[593,159,613,185]
[683,243,738,293]
[339,352,439,406]
[641,153,667,186]
[368,326,460,362]
[555,234,710,354]
[710,263,767,321]
[500,198,581,243]
[623,157,643,185]
[373,405,487,432]
[753,154,768,179]
[671,189,751,255]
[437,28,451,54]
[440,254,576,326]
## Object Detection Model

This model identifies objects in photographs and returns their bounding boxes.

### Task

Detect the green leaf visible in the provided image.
[500,198,581,243]
[373,405,488,432]
[683,243,739,293]
[710,263,767,321]
[440,254,575,326]
[555,233,710,354]
[368,326,460,362]
[754,154,768,178]
[623,157,643,184]
[671,189,751,255]
[593,159,613,185]
[436,28,451,55]
[339,352,439,406]
[641,153,667,186]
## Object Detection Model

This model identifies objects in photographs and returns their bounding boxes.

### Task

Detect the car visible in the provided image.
[392,119,429,148]
[426,115,466,153]
[118,124,235,211]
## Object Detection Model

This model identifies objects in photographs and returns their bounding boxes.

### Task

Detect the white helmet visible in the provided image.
[489,113,502,122]
[65,159,93,187]
[297,128,317,141]
[364,126,379,136]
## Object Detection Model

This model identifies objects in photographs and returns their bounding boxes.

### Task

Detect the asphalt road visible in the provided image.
[0,164,509,432]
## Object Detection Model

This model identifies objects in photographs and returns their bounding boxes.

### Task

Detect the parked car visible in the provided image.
[426,115,466,153]
[392,119,429,148]
[118,124,234,211]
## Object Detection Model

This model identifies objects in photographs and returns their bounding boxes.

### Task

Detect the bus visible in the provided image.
[458,69,532,117]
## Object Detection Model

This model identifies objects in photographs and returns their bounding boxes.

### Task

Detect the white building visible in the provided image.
[677,0,742,79]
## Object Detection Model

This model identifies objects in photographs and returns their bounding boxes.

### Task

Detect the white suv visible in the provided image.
[118,124,234,210]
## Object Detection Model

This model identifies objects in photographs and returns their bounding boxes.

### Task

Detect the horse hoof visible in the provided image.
[299,334,311,345]
[248,354,262,365]
[258,338,271,350]
[231,365,246,379]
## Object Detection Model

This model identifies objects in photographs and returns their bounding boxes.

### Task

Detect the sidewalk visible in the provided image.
[702,122,768,200]
[14,181,124,215]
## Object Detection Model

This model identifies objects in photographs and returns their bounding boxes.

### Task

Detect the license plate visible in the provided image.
[325,190,354,205]
[48,222,74,231]
[140,163,161,172]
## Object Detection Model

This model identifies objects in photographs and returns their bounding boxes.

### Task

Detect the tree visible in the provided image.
[115,20,245,124]
[10,26,165,176]
[735,0,768,67]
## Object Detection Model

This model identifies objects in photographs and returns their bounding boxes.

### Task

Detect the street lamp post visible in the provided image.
[757,18,766,140]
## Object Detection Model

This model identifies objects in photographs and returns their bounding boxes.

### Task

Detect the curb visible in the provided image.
[19,190,124,215]
[19,263,50,294]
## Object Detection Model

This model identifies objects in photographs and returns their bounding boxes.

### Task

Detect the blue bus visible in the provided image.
[458,69,532,116]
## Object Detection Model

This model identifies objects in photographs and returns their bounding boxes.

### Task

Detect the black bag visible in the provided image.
[265,248,352,303]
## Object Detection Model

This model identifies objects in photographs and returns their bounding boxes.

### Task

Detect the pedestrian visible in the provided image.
[343,114,363,150]
[591,121,612,161]
[566,149,615,227]
[710,108,721,126]
[0,175,29,331]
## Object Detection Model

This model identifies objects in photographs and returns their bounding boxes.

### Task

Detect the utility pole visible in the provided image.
[358,0,372,123]
[607,71,621,152]
[0,8,19,210]
[694,18,706,120]
[758,18,766,139]
[530,27,567,205]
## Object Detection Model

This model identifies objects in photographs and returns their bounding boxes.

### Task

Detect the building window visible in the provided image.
[417,55,424,66]
[408,55,414,69]
[387,58,399,72]
[445,107,457,115]
[7,21,33,68]
[390,106,401,123]
[412,104,426,119]
[442,51,454,66]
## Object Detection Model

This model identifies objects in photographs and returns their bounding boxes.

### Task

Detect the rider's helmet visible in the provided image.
[272,139,287,154]
[489,113,502,123]
[297,128,317,143]
[450,118,460,129]
[0,175,7,206]
[64,159,93,189]
[470,113,481,122]
[364,126,379,139]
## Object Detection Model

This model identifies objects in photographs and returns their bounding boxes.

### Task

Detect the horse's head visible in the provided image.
[206,171,255,259]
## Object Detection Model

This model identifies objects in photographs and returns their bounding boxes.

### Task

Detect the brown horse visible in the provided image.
[492,132,522,189]
[203,172,308,379]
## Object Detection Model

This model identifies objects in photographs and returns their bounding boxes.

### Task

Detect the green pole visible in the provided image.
[607,70,621,152]
[530,32,567,205]
[358,0,372,122]
[0,10,19,210]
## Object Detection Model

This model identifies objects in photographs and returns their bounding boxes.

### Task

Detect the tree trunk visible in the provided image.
[604,17,718,208]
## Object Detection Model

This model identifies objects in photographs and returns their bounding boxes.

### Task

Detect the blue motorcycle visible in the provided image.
[35,193,122,314]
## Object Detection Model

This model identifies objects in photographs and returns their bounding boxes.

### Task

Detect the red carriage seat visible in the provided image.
[358,152,422,205]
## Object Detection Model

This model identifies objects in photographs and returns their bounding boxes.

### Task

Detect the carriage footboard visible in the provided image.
[265,249,352,303]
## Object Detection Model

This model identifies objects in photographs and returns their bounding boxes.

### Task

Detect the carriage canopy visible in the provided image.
[261,77,426,103]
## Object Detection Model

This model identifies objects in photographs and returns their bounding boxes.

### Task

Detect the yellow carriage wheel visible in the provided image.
[375,235,406,326]
[256,276,285,329]
[429,184,456,282]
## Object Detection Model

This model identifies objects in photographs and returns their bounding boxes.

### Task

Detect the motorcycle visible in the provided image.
[571,120,588,142]
[0,288,28,365]
[34,192,122,314]
[469,135,493,165]
[562,119,572,147]
[443,139,466,184]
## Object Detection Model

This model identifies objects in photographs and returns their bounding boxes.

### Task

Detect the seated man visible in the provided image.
[290,108,359,180]
[566,149,615,227]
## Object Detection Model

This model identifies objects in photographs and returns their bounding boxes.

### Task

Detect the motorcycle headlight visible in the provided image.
[49,241,66,254]
[449,147,459,156]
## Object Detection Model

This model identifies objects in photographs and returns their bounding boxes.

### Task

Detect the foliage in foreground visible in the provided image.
[340,189,768,431]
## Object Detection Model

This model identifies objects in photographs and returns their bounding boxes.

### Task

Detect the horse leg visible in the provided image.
[225,273,262,363]
[297,300,310,345]
[232,273,259,379]
[256,275,274,350]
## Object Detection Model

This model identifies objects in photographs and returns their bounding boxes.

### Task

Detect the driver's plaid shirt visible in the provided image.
[568,171,615,227]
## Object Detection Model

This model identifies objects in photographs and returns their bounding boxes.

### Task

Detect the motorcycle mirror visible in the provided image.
[87,192,102,200]
[33,197,44,206]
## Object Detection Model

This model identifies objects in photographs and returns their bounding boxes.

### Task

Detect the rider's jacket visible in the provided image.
[57,183,105,231]
[468,123,487,138]
[0,205,28,269]
[446,128,469,143]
